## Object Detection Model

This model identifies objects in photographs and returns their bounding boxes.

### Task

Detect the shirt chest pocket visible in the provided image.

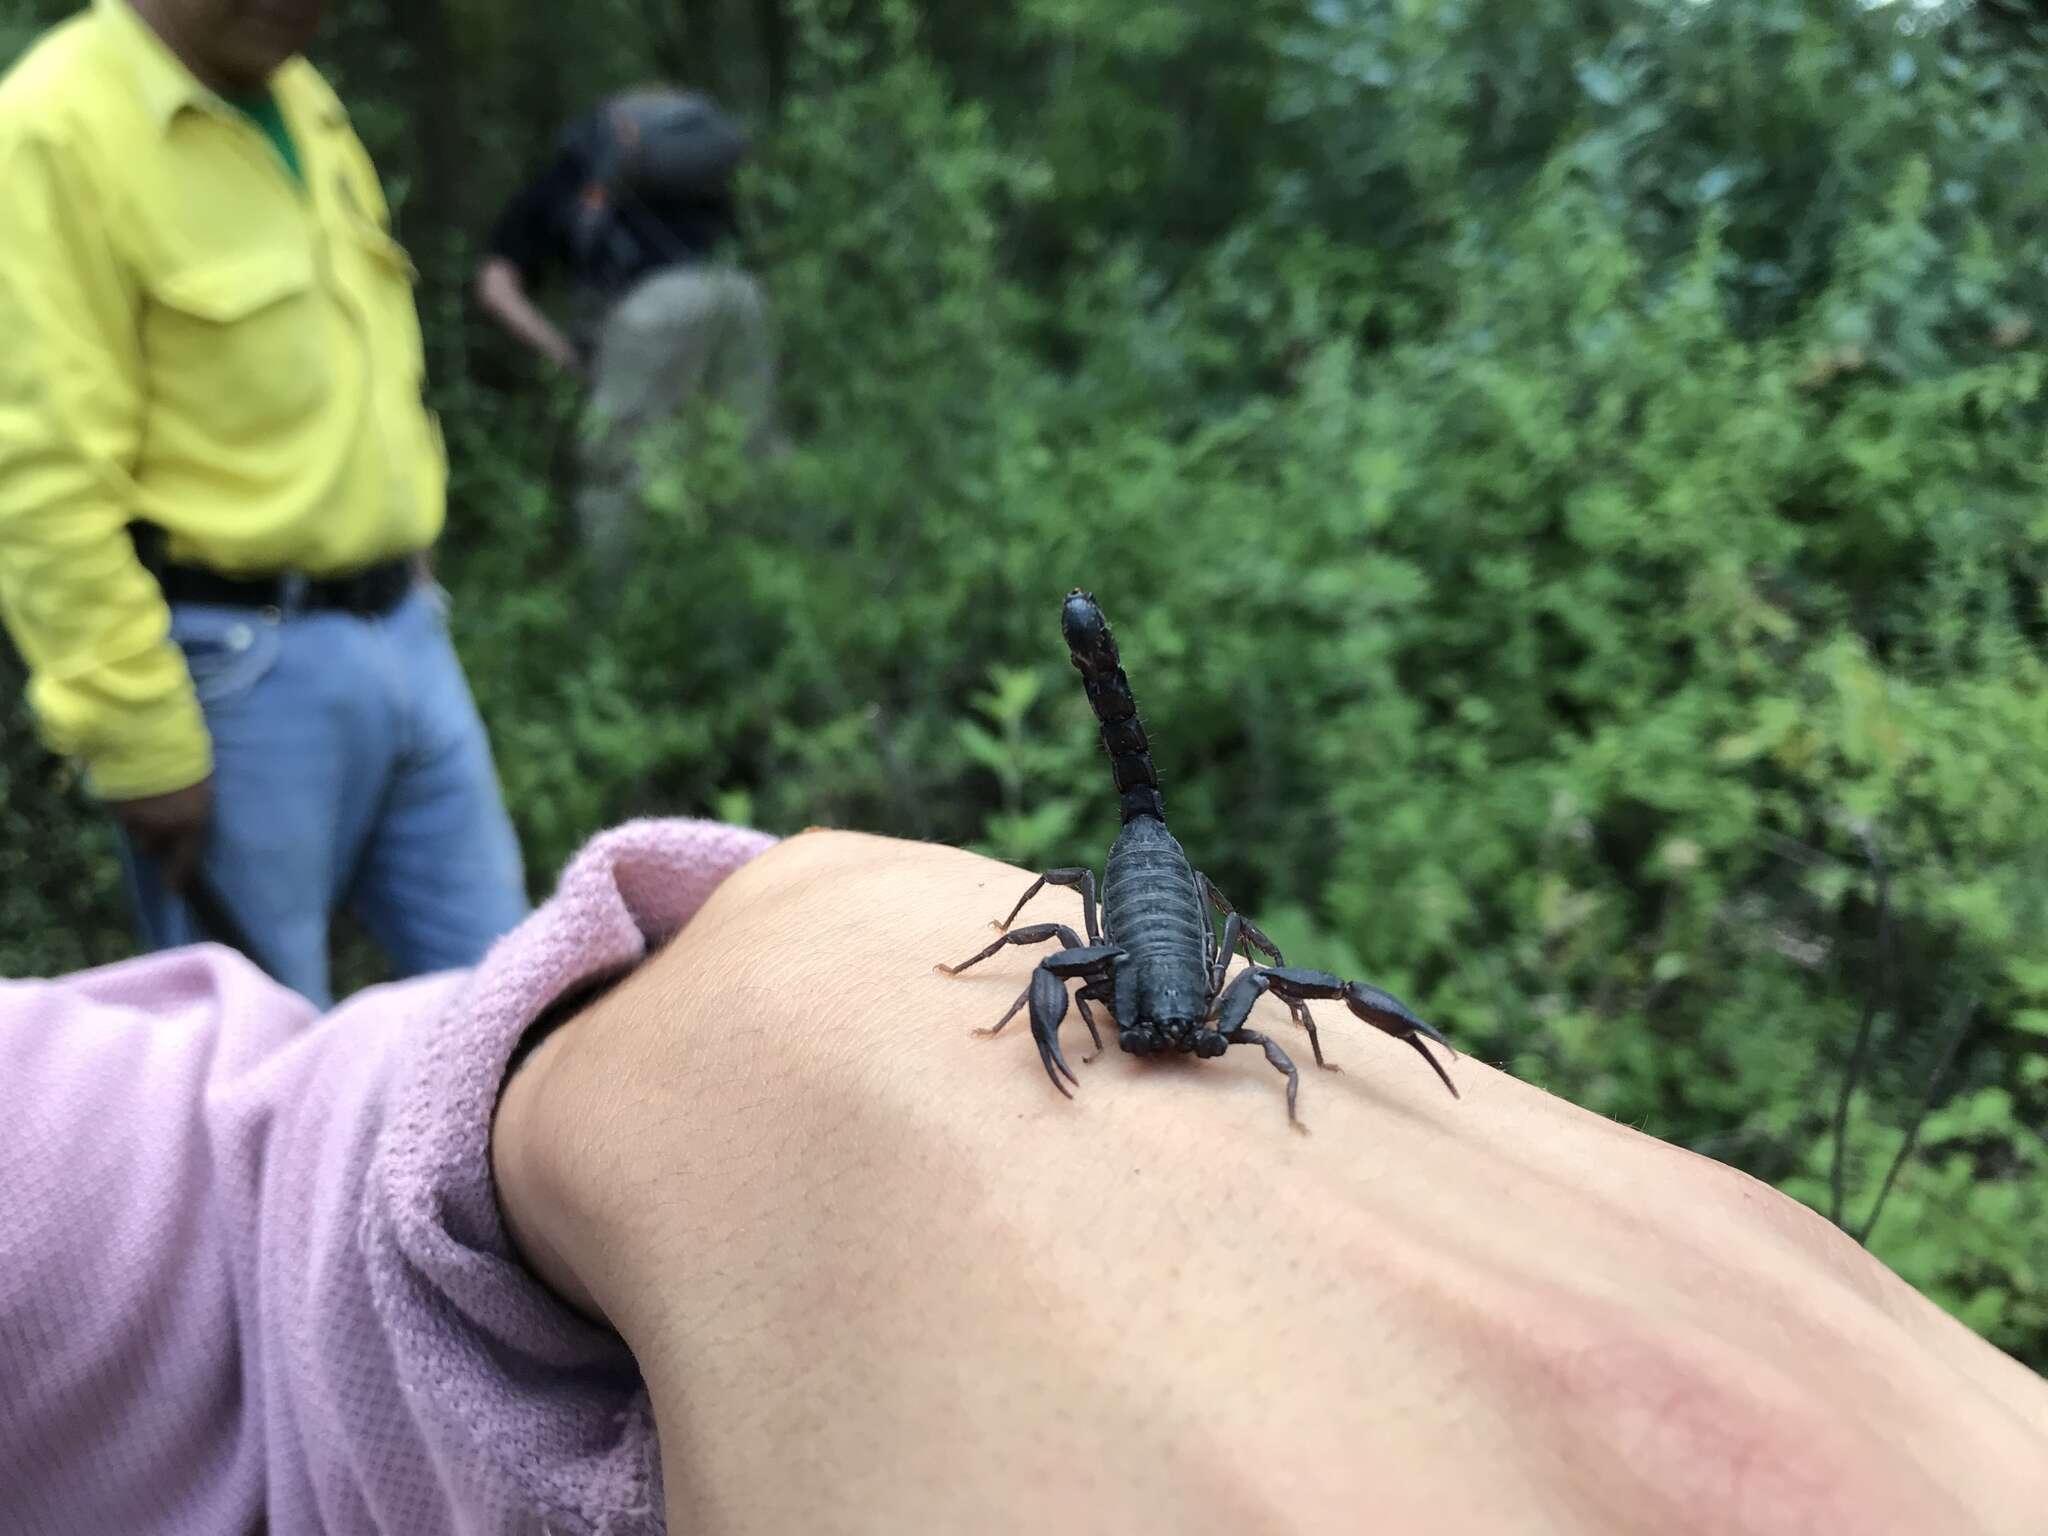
[145,248,331,447]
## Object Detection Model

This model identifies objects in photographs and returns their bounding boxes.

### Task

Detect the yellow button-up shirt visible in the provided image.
[0,0,446,798]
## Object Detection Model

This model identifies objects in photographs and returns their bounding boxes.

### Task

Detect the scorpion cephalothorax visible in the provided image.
[937,588,1458,1127]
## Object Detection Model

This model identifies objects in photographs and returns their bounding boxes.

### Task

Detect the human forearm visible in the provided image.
[493,830,2048,1533]
[475,257,584,376]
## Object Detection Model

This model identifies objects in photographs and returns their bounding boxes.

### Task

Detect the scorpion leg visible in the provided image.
[1200,877,1327,1062]
[936,922,1087,977]
[996,868,1104,945]
[1281,999,1333,1067]
[994,972,1112,1060]
[1199,874,1285,965]
[1212,969,1334,1072]
[1206,911,1240,996]
[1210,970,1317,1127]
[1229,966,1458,1099]
[1074,979,1115,1061]
[1222,1025,1307,1132]
[972,945,1119,1037]
[945,924,1120,1069]
[1205,922,1338,1073]
[981,947,1122,1098]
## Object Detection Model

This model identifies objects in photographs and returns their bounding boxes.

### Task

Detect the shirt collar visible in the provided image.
[94,0,210,131]
[93,0,343,134]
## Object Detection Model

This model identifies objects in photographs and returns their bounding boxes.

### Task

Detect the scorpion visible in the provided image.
[937,589,1459,1127]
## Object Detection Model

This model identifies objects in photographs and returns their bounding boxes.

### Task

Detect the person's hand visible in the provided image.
[493,831,2048,1534]
[543,334,587,379]
[107,776,214,892]
[474,256,586,381]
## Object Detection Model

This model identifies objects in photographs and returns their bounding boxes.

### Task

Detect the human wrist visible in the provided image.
[481,835,1009,1370]
[483,909,907,1371]
[490,1009,609,1325]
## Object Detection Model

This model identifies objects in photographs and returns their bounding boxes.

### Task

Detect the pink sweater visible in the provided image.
[0,818,776,1534]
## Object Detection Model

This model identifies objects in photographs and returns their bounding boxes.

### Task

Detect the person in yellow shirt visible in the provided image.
[0,0,528,1005]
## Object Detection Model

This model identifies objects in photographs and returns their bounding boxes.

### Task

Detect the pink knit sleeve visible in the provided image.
[0,817,774,1536]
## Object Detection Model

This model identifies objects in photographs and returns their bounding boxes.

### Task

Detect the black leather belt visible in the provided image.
[154,557,417,617]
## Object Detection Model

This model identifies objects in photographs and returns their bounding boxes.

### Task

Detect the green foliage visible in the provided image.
[4,0,2047,1369]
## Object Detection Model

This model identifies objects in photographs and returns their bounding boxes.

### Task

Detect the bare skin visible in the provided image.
[107,776,214,892]
[475,256,585,377]
[128,0,328,96]
[493,830,2048,1535]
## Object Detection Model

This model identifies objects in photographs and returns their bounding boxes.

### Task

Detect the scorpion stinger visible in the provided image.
[938,588,1458,1125]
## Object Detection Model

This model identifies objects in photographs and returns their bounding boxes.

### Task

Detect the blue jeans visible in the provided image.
[119,583,530,1007]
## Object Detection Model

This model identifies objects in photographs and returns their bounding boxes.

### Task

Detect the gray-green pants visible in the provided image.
[576,264,780,577]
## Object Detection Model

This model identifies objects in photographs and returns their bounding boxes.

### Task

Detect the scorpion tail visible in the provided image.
[1062,588,1166,824]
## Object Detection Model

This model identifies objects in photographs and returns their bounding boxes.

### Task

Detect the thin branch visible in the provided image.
[1830,826,1891,1229]
[1856,993,1977,1247]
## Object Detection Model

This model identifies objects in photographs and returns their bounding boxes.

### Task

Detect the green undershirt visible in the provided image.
[226,88,302,187]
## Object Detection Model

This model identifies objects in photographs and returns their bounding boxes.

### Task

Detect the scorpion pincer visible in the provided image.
[937,588,1459,1127]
